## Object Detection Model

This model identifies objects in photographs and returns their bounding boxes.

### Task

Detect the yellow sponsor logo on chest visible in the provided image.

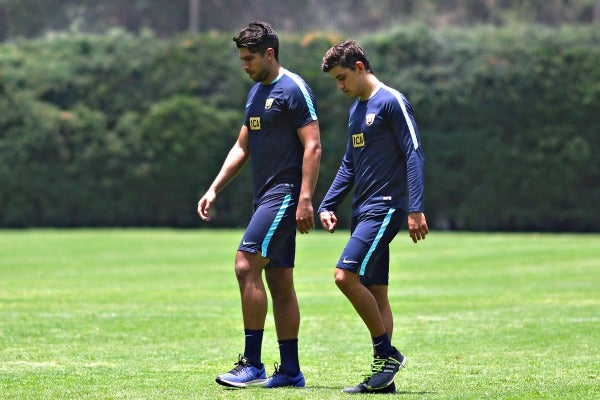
[249,117,261,130]
[352,133,365,148]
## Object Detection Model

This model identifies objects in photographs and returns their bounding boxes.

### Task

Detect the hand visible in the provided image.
[319,211,337,233]
[407,211,428,243]
[296,198,315,234]
[197,189,216,221]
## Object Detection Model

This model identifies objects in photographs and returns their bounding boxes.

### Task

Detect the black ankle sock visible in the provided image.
[243,329,264,368]
[278,338,300,376]
[372,333,393,357]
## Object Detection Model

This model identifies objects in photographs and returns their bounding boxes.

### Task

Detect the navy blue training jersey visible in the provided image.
[244,68,318,200]
[319,83,425,216]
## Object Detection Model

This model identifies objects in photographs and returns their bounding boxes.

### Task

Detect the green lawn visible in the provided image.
[0,229,598,399]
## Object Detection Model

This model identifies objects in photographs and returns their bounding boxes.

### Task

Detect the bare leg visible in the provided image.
[265,267,300,340]
[334,268,386,338]
[369,284,393,340]
[235,250,269,330]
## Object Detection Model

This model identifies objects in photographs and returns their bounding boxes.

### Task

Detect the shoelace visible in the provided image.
[271,362,282,376]
[371,357,387,373]
[356,357,387,384]
[229,354,250,374]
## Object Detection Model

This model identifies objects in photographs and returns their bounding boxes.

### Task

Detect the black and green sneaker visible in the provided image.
[365,348,405,391]
[342,378,396,394]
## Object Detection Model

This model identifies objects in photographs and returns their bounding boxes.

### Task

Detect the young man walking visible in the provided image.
[318,40,428,394]
[197,21,321,388]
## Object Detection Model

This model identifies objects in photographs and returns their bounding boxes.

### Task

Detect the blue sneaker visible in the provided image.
[265,363,305,388]
[215,354,266,388]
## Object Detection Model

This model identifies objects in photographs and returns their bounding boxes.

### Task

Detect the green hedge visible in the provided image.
[1,25,598,230]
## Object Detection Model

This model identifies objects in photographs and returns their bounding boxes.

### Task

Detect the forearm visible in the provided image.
[406,149,425,212]
[318,159,354,212]
[299,141,321,202]
[296,121,322,202]
[209,145,248,194]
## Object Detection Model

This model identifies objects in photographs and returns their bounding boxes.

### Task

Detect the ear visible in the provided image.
[265,47,275,60]
[355,61,366,73]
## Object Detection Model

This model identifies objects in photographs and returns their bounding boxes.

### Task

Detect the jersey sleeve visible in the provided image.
[390,95,425,213]
[286,75,318,129]
[318,141,354,213]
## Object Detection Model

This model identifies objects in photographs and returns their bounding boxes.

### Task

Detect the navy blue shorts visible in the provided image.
[336,208,405,286]
[238,185,298,268]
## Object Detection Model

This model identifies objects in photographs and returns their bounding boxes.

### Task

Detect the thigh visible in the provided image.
[337,208,404,282]
[361,247,390,286]
[238,190,297,268]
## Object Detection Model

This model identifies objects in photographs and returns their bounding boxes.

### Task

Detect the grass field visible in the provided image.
[0,229,598,399]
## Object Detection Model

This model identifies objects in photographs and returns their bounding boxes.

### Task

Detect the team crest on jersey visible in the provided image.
[249,117,261,130]
[366,113,376,126]
[265,98,274,109]
[352,133,365,148]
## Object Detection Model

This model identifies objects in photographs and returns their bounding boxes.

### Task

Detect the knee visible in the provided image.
[235,255,258,283]
[334,268,351,290]
[234,260,250,283]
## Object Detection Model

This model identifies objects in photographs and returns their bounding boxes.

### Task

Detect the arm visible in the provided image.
[392,96,429,242]
[318,142,355,233]
[404,123,429,243]
[296,120,322,234]
[197,125,250,221]
[406,141,428,242]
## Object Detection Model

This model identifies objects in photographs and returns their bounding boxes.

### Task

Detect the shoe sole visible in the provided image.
[215,377,267,388]
[342,383,368,394]
[342,382,397,394]
[265,374,305,388]
[265,381,305,388]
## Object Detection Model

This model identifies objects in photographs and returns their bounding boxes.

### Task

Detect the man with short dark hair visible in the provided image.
[319,40,429,394]
[198,21,321,389]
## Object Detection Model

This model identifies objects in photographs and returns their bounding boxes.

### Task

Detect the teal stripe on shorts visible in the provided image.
[359,208,396,276]
[261,194,292,257]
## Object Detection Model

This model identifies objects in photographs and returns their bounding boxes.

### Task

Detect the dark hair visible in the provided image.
[321,40,373,73]
[233,21,279,61]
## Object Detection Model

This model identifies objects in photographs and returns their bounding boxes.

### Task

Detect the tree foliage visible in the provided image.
[0,25,598,230]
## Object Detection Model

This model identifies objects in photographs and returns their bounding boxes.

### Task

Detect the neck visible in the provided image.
[262,64,281,85]
[359,74,380,101]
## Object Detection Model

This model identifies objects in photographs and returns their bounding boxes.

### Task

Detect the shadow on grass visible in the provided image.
[396,391,437,396]
[220,385,435,395]
[304,385,436,395]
